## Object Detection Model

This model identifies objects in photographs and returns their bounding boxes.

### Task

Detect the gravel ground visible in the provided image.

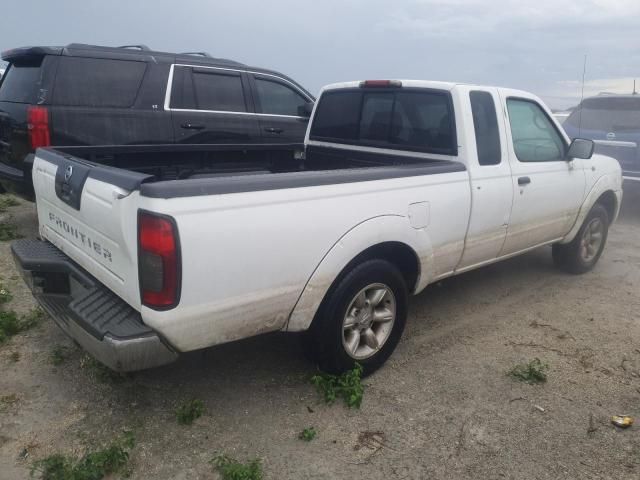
[1,181,639,480]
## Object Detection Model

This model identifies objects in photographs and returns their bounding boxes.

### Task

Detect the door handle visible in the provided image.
[264,127,284,134]
[518,176,531,186]
[180,123,205,130]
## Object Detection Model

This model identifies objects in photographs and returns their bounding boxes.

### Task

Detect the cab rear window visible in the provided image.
[0,58,44,104]
[310,88,456,155]
[53,57,146,108]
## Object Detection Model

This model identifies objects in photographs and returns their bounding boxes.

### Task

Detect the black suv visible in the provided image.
[0,43,314,196]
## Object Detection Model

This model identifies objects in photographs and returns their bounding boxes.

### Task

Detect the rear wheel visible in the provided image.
[552,203,609,274]
[307,259,408,376]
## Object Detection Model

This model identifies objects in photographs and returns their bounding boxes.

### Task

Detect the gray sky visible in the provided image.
[2,0,639,109]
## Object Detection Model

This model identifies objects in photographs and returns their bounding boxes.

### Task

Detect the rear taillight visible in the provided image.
[27,106,51,149]
[359,80,403,88]
[138,211,181,309]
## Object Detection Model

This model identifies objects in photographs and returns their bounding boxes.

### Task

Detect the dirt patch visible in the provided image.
[1,183,640,479]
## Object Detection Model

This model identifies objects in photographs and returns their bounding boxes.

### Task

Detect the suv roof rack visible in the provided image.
[117,45,151,51]
[180,51,213,58]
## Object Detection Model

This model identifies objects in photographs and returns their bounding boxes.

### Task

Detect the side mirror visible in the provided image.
[567,138,594,160]
[298,101,314,118]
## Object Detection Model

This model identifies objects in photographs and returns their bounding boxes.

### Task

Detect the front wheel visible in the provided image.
[552,203,609,274]
[307,259,408,376]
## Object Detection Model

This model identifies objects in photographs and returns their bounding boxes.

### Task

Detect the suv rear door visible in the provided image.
[248,73,312,143]
[167,65,261,144]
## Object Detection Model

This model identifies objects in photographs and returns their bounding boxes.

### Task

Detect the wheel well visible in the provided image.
[337,242,420,293]
[595,190,617,224]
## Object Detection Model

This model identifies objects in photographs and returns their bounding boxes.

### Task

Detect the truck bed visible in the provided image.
[40,143,465,199]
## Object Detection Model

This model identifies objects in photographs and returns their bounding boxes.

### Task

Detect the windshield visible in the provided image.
[565,96,640,133]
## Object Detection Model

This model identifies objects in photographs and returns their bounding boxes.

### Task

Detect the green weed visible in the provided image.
[298,427,317,442]
[311,363,364,408]
[79,355,129,384]
[0,195,19,212]
[0,308,45,343]
[31,432,135,480]
[211,455,262,480]
[51,345,73,366]
[509,358,549,384]
[0,285,12,304]
[0,221,22,241]
[176,399,204,425]
[1,393,19,412]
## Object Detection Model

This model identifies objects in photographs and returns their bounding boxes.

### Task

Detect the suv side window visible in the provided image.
[470,91,501,165]
[254,77,307,116]
[53,57,146,108]
[507,98,565,162]
[191,69,247,112]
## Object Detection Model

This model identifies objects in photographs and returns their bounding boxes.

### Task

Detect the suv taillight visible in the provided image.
[27,106,51,149]
[138,211,181,309]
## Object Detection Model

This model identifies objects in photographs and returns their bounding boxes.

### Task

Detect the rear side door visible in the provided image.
[167,65,260,144]
[456,88,514,271]
[248,73,312,143]
[499,92,586,255]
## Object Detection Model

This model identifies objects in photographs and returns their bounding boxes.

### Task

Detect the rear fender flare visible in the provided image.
[286,215,435,332]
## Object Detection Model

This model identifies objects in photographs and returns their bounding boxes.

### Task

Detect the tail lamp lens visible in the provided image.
[138,211,180,309]
[27,106,51,149]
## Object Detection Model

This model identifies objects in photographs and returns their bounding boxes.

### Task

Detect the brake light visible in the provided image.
[27,106,51,149]
[138,211,181,309]
[359,80,403,88]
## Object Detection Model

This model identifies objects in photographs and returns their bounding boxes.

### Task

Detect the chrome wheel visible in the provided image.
[580,217,604,262]
[342,283,396,360]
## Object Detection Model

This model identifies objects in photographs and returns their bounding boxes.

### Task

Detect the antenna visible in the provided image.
[578,54,587,137]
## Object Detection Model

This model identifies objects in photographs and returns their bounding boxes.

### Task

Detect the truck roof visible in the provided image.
[321,79,533,98]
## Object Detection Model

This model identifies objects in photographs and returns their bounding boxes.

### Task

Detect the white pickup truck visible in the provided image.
[13,80,622,375]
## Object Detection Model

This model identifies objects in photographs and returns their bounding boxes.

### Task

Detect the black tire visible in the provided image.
[552,203,609,274]
[306,259,408,376]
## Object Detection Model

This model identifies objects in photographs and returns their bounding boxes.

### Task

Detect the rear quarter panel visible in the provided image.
[139,171,470,352]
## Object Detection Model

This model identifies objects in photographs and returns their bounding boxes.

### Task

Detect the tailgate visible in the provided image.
[32,148,152,310]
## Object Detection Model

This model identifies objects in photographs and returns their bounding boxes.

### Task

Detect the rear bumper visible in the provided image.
[11,239,178,371]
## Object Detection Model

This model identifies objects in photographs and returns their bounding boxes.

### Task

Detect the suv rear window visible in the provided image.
[565,97,640,132]
[0,58,44,103]
[53,57,146,108]
[310,88,456,155]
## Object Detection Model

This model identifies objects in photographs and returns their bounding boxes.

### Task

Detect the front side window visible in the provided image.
[191,70,246,112]
[507,99,565,162]
[310,88,456,155]
[255,77,307,116]
[470,91,501,165]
